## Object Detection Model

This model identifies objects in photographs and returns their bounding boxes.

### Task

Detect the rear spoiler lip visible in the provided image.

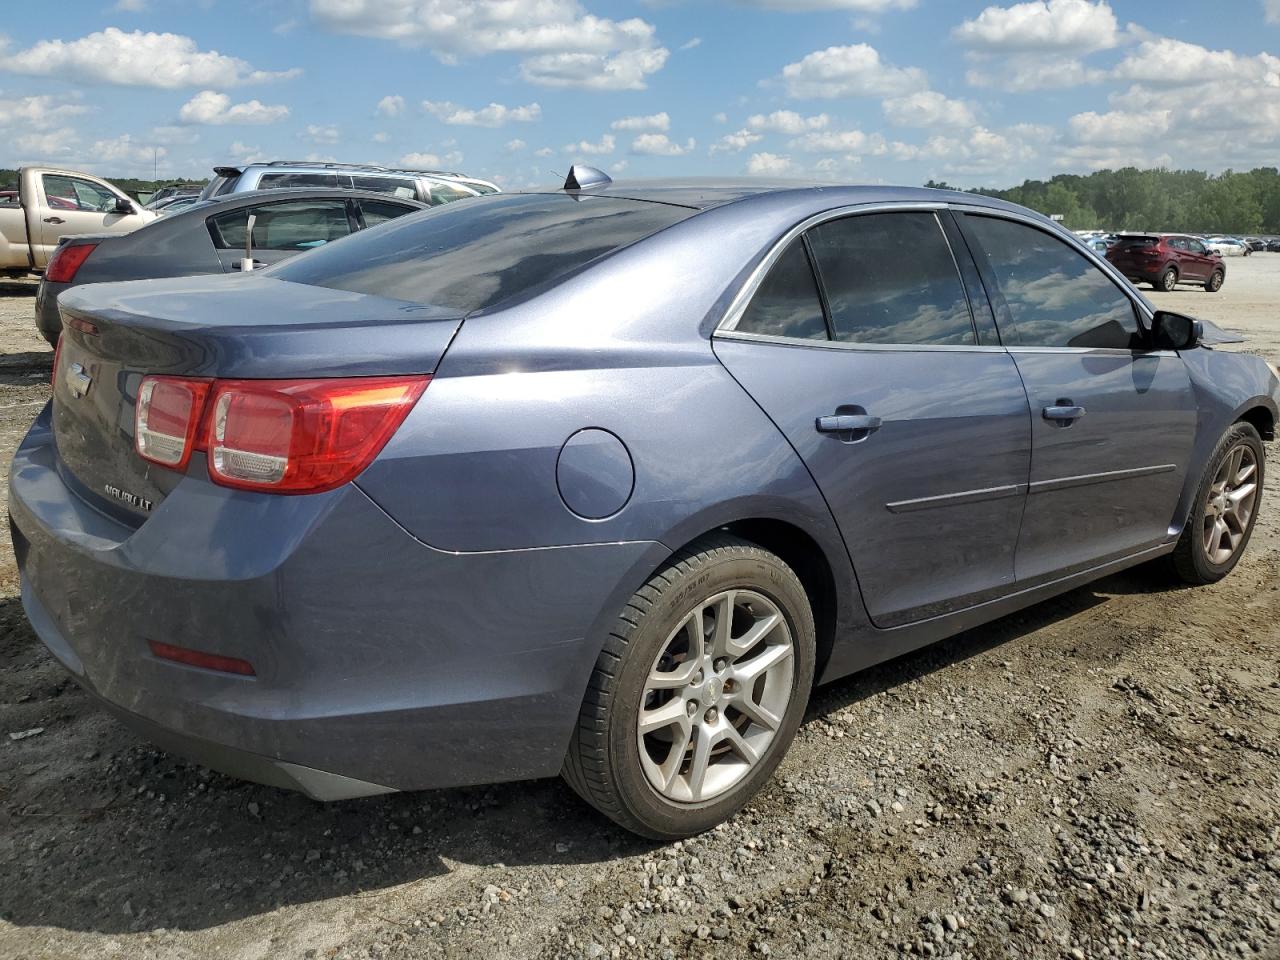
[212,166,243,178]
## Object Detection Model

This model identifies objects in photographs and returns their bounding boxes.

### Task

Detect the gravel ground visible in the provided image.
[1,262,1279,960]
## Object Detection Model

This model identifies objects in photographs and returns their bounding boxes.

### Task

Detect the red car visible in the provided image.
[1106,234,1225,293]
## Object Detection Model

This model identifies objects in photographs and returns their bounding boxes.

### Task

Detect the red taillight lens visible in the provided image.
[206,377,428,493]
[135,376,212,470]
[45,243,98,283]
[134,374,428,493]
[148,640,255,676]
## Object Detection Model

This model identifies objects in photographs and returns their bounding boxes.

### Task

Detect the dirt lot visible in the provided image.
[1,263,1278,960]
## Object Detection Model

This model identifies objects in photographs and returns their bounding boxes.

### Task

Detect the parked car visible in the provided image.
[155,196,203,216]
[35,187,425,344]
[1204,236,1248,257]
[11,170,1278,839]
[1267,239,1280,253]
[144,184,203,208]
[1106,234,1225,292]
[0,166,156,276]
[199,161,499,206]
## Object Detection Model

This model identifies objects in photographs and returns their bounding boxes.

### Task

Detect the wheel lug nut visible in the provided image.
[687,700,699,716]
[714,658,727,673]
[704,708,718,724]
[691,670,703,685]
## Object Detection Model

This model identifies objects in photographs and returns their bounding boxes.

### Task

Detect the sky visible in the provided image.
[1,0,1279,190]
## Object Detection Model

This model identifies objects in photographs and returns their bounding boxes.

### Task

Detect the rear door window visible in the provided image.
[270,193,693,312]
[256,172,340,190]
[806,212,976,346]
[735,239,829,341]
[208,199,353,251]
[351,175,418,200]
[963,214,1142,350]
[358,199,419,228]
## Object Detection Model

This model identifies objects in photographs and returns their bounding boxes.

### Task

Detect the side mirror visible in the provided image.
[113,197,134,215]
[1151,310,1203,351]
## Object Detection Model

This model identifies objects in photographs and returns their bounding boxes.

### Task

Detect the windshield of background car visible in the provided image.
[270,193,695,313]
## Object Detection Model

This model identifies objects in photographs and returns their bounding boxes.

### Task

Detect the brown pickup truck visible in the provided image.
[1,166,156,276]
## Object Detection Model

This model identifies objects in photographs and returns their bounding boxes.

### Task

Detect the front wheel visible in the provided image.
[1169,422,1264,584]
[562,535,815,839]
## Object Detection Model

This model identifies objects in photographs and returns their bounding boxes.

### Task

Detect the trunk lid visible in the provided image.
[52,273,462,524]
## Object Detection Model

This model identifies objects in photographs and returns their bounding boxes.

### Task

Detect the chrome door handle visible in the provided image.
[43,216,65,224]
[1043,404,1086,421]
[816,414,882,433]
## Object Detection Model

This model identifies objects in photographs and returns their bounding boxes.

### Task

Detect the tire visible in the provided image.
[562,534,816,839]
[1158,266,1179,292]
[1169,422,1264,585]
[1205,269,1224,293]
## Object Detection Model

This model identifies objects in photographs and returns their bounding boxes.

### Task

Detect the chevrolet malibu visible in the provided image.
[10,170,1278,839]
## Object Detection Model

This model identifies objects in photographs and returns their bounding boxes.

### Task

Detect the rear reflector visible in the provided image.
[133,374,428,494]
[45,243,98,283]
[148,640,256,676]
[135,376,212,470]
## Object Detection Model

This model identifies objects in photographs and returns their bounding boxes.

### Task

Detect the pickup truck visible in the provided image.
[1,166,156,276]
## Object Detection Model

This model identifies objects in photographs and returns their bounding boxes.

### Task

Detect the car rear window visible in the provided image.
[269,193,694,313]
[1115,236,1158,248]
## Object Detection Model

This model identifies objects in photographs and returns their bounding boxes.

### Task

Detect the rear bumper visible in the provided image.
[10,404,663,795]
[34,280,66,345]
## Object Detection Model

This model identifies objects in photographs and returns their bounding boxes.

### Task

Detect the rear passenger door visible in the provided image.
[206,198,355,271]
[958,212,1198,583]
[714,208,1032,628]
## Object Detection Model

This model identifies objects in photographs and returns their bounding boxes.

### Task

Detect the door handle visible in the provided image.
[43,216,65,224]
[1043,403,1086,422]
[816,413,882,434]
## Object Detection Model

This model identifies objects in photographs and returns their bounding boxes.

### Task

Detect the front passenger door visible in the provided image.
[959,213,1198,583]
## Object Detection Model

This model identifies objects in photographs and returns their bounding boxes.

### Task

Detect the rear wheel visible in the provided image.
[1205,269,1224,292]
[562,535,815,839]
[1169,422,1264,584]
[1158,266,1179,292]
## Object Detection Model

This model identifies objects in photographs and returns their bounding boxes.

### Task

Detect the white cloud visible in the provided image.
[1113,38,1278,87]
[15,127,78,157]
[1068,109,1169,146]
[563,133,616,155]
[373,131,391,143]
[0,94,87,129]
[882,91,976,128]
[401,151,442,167]
[965,55,1106,91]
[1267,0,1280,23]
[92,134,167,167]
[746,110,830,134]
[710,129,764,154]
[713,112,728,124]
[680,38,702,51]
[114,0,148,10]
[777,44,927,98]
[423,100,542,126]
[305,123,340,144]
[520,47,669,90]
[609,159,628,173]
[506,138,528,152]
[746,152,794,175]
[149,124,201,146]
[2,28,300,88]
[377,94,405,116]
[229,140,268,163]
[535,146,554,157]
[310,0,669,91]
[953,0,1120,53]
[791,129,872,153]
[178,90,290,125]
[611,112,670,131]
[631,133,695,155]
[738,0,914,10]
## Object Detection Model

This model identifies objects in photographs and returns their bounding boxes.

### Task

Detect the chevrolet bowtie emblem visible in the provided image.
[66,361,92,399]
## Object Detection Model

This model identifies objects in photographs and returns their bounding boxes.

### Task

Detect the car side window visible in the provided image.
[351,176,418,200]
[359,199,417,228]
[43,175,119,212]
[208,199,352,251]
[1188,239,1208,255]
[963,214,1142,350]
[256,173,339,190]
[805,212,976,346]
[1169,237,1186,251]
[424,182,478,205]
[735,239,829,342]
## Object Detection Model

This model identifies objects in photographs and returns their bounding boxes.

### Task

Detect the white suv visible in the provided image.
[199,162,499,206]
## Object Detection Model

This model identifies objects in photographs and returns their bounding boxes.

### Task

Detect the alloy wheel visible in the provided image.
[1202,443,1258,565]
[637,590,795,803]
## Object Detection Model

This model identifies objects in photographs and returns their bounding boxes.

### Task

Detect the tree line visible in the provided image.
[928,167,1280,236]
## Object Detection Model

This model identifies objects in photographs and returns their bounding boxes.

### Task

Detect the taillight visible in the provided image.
[45,243,98,283]
[133,374,427,494]
[135,376,212,470]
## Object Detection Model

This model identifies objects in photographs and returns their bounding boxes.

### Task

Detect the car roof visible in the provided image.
[516,178,1025,214]
[195,187,429,208]
[215,161,472,180]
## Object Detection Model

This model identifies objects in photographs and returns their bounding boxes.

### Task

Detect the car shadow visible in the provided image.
[0,351,53,388]
[0,564,1175,935]
[0,280,37,297]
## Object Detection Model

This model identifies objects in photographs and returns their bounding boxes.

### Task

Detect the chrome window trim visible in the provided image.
[714,329,1009,354]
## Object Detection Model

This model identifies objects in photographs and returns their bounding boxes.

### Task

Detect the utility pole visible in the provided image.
[154,148,158,181]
